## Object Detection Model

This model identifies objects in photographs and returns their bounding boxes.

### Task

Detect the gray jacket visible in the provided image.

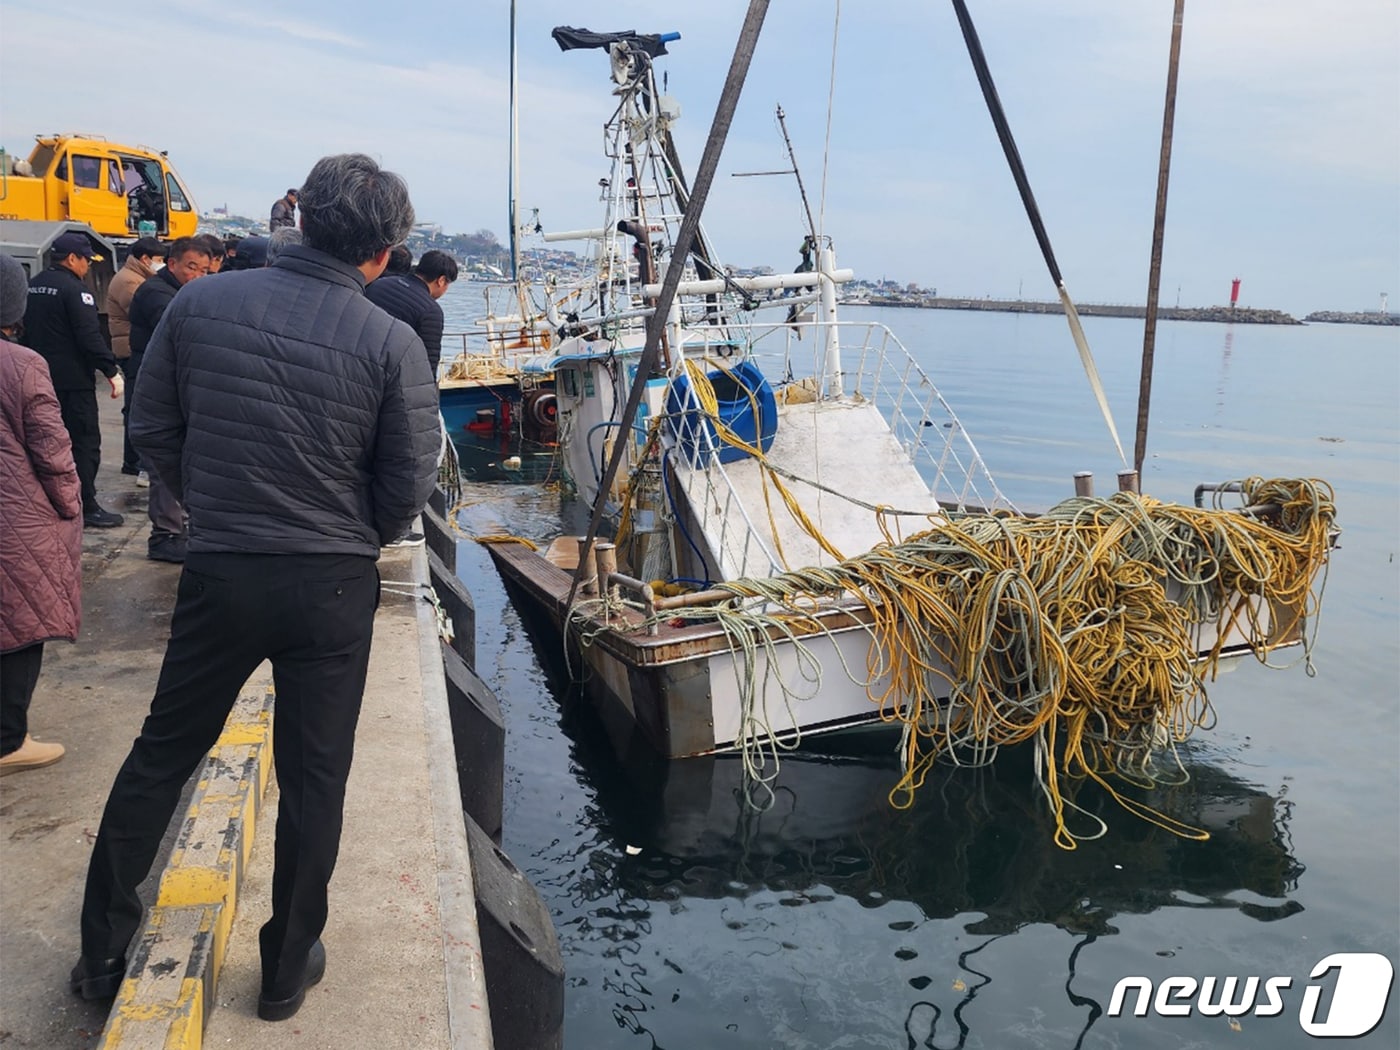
[130,244,439,556]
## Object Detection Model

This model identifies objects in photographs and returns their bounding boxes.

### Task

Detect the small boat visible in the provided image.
[484,26,1336,840]
[436,7,558,480]
[438,281,558,480]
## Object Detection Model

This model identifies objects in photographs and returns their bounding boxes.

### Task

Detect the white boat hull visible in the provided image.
[487,540,1304,759]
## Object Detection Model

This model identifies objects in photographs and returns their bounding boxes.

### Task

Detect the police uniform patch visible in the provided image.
[81,292,96,306]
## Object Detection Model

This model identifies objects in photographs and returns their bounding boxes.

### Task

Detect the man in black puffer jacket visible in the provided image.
[128,236,214,562]
[365,247,458,376]
[73,154,439,1024]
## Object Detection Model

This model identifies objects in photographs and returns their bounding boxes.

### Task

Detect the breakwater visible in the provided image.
[871,295,1302,325]
[1302,310,1400,326]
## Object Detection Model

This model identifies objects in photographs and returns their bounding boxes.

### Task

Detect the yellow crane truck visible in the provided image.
[2,133,199,242]
[1,134,200,314]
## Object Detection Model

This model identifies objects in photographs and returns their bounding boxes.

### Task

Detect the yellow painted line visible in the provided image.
[99,685,276,1050]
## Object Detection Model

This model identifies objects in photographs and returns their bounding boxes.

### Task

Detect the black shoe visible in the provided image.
[83,506,124,529]
[257,940,326,1022]
[70,955,126,1000]
[120,465,140,476]
[383,530,425,549]
[147,536,187,563]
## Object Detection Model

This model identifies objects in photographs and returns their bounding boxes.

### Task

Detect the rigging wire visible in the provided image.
[817,0,841,244]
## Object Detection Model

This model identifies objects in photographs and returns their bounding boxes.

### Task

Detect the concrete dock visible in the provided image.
[0,393,501,1049]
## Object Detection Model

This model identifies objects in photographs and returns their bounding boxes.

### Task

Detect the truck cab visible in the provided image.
[0,134,198,242]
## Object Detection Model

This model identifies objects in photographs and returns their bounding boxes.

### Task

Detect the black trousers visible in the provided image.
[0,643,44,756]
[119,355,141,472]
[79,552,379,996]
[55,387,101,510]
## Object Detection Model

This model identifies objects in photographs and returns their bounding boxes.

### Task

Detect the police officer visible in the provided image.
[24,231,126,527]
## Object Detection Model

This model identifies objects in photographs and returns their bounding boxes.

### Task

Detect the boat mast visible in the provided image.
[1134,0,1186,476]
[566,1,773,610]
[508,0,521,286]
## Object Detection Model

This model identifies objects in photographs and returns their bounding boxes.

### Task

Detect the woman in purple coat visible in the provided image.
[0,252,80,775]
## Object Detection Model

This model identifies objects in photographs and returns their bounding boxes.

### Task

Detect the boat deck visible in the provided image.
[675,396,945,579]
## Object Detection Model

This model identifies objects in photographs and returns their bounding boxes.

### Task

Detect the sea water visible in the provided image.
[442,304,1400,1049]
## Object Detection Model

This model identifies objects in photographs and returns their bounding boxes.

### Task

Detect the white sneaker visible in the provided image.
[136,471,150,488]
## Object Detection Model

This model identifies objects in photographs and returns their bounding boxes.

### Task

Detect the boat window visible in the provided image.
[72,154,103,189]
[165,171,191,212]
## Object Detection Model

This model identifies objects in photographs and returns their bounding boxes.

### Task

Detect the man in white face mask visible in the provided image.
[106,236,167,480]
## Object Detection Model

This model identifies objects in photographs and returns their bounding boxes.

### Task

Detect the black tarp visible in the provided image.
[551,26,671,58]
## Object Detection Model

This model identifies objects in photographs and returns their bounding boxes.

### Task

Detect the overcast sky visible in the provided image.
[3,0,1396,314]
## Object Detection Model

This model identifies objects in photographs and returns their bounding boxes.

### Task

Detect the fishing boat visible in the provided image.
[437,280,559,480]
[484,21,1335,840]
[436,6,558,479]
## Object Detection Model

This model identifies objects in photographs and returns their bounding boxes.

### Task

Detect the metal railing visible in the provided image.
[671,317,1013,509]
[637,316,1014,583]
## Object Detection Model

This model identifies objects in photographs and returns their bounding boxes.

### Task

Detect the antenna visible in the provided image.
[730,105,817,244]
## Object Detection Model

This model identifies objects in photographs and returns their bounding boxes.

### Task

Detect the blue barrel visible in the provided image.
[666,359,778,465]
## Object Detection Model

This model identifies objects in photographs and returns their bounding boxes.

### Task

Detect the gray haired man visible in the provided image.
[72,154,439,1022]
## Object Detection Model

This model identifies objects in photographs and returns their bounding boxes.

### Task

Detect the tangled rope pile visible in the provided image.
[663,477,1334,847]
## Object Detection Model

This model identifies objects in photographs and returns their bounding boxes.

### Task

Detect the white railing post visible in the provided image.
[819,247,843,397]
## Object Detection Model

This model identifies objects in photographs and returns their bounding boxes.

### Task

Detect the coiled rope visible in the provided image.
[652,478,1334,847]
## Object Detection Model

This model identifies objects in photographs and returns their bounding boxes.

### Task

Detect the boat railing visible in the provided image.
[677,317,1015,515]
[440,323,553,383]
[644,317,1013,583]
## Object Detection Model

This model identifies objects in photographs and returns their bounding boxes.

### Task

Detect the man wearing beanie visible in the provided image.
[0,253,81,776]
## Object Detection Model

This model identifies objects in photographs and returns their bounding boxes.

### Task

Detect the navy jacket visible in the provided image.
[364,273,444,375]
[128,266,183,356]
[129,244,440,556]
[22,265,118,390]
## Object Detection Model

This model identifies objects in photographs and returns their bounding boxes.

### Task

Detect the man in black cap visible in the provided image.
[270,188,298,230]
[23,230,126,527]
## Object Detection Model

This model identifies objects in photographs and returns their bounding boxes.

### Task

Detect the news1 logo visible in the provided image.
[1107,952,1395,1037]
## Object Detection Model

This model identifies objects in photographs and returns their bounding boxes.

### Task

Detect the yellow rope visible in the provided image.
[474,534,539,550]
[678,358,845,565]
[657,479,1334,847]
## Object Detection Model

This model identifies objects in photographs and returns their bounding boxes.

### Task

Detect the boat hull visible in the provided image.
[486,540,1304,760]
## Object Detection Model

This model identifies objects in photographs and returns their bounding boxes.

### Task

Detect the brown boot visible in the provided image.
[0,735,66,776]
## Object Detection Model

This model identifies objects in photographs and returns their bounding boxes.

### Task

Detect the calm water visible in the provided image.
[443,305,1400,1049]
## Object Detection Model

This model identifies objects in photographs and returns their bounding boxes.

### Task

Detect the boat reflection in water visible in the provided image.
[506,594,1306,1049]
[590,747,1298,1046]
